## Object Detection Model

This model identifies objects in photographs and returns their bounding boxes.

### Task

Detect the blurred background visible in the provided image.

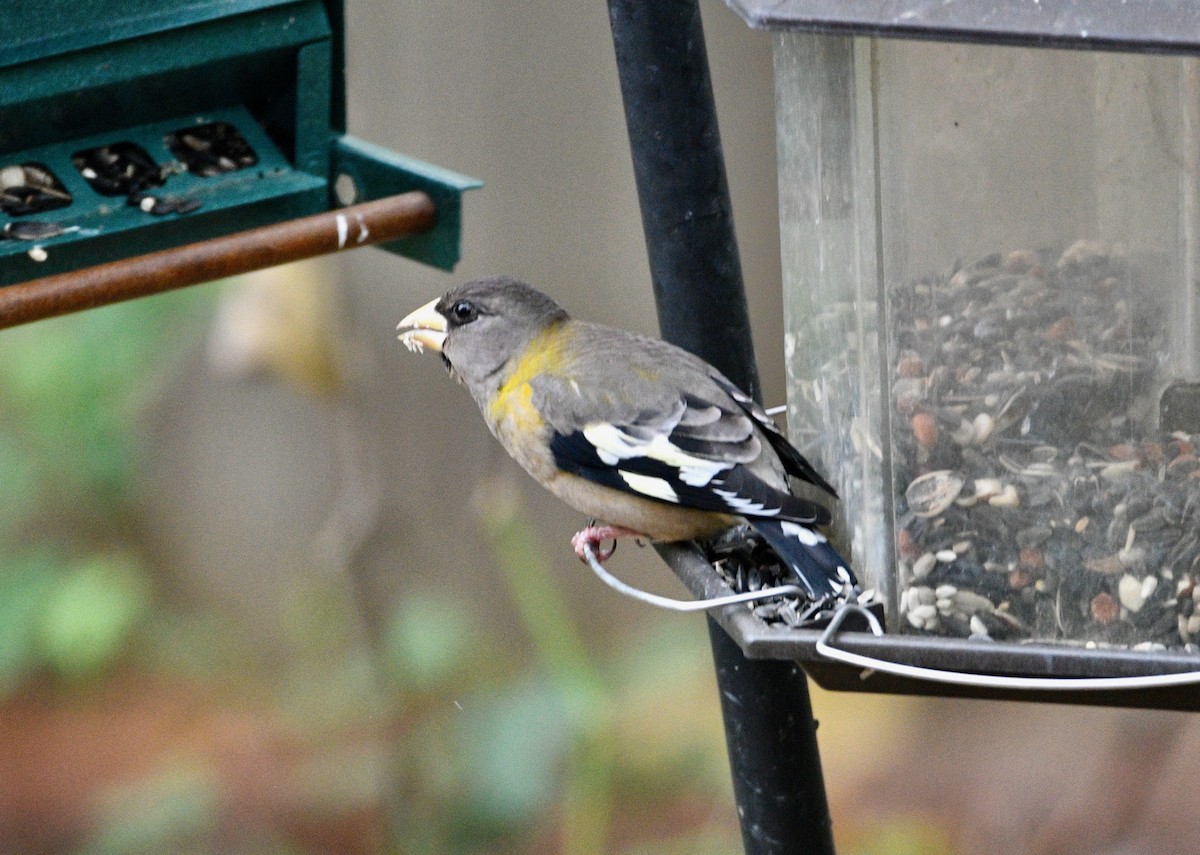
[2,2,1198,854]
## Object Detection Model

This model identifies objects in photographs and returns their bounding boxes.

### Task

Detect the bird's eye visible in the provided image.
[450,300,478,324]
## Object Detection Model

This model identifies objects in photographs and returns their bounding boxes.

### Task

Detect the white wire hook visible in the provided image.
[580,540,812,613]
[816,603,1200,691]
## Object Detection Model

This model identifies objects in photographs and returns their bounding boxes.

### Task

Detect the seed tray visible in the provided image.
[658,541,1200,710]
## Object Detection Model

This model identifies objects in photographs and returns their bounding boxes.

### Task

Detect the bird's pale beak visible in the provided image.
[397,297,447,354]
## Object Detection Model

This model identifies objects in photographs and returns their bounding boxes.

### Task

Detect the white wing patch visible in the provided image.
[618,471,680,503]
[780,521,827,546]
[780,521,846,592]
[712,488,782,517]
[582,422,731,487]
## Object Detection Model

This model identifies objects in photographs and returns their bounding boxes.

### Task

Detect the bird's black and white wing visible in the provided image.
[542,389,832,526]
[708,373,839,499]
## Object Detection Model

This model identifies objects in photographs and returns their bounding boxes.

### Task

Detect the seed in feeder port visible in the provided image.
[905,470,964,517]
[1085,554,1124,575]
[896,352,925,378]
[972,478,1002,501]
[988,484,1020,507]
[1168,452,1199,474]
[1118,545,1145,568]
[969,615,991,638]
[950,419,977,445]
[972,413,994,443]
[1100,459,1140,480]
[911,411,938,449]
[26,246,47,262]
[1008,567,1033,590]
[897,528,921,561]
[1090,591,1119,625]
[1018,548,1044,573]
[1042,315,1076,341]
[1118,574,1146,612]
[912,552,937,578]
[3,220,65,241]
[955,590,997,615]
[1057,238,1107,270]
[908,603,938,629]
[1180,614,1200,643]
[0,165,25,188]
[1002,248,1039,273]
[1016,526,1051,549]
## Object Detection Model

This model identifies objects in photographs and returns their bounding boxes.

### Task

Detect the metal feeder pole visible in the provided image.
[607,2,836,853]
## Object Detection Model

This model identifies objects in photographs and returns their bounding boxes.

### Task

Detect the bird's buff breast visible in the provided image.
[549,472,736,542]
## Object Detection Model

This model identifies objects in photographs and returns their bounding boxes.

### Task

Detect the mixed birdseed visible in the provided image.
[0,162,72,216]
[724,240,1200,650]
[889,241,1200,649]
[165,122,258,178]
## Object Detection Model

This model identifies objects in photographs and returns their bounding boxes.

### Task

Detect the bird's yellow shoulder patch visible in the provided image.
[632,365,659,383]
[487,321,570,431]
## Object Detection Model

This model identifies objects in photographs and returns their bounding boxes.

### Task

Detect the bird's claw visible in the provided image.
[571,523,645,563]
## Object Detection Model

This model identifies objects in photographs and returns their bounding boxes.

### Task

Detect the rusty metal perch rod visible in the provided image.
[0,191,437,329]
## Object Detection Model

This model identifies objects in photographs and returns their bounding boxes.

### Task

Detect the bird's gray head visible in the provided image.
[397,275,570,395]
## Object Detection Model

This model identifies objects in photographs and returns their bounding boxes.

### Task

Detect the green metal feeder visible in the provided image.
[0,0,478,308]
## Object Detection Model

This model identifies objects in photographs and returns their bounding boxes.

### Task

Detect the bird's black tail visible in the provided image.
[748,518,857,603]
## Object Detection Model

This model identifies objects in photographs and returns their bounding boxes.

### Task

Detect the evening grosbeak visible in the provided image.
[397,276,856,604]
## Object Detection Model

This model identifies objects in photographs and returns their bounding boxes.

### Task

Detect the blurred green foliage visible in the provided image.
[37,551,151,679]
[82,764,221,855]
[0,290,202,515]
[0,549,55,693]
[0,292,208,686]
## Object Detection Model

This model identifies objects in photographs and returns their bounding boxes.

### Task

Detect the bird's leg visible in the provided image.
[572,521,646,563]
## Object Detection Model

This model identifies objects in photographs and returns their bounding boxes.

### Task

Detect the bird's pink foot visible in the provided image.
[572,524,646,563]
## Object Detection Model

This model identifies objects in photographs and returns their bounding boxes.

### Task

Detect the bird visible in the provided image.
[397,275,856,605]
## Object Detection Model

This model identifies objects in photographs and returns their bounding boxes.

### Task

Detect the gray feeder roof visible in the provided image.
[725,0,1200,54]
